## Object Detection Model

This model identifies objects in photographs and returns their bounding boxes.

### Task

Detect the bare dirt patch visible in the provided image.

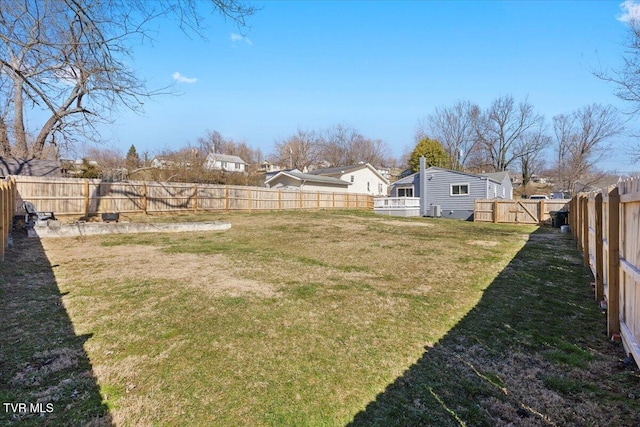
[41,239,280,298]
[467,240,499,247]
[377,220,434,227]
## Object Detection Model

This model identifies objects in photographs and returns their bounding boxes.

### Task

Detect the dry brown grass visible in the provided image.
[3,210,639,426]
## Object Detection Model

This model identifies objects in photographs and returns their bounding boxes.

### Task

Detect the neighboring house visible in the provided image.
[258,161,283,174]
[150,156,191,169]
[573,176,621,194]
[531,174,547,184]
[264,168,300,183]
[307,163,389,196]
[264,170,351,193]
[478,171,514,200]
[0,157,61,178]
[204,153,248,173]
[389,166,513,220]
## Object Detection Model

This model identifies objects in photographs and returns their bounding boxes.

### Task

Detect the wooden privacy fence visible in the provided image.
[474,199,569,224]
[1,177,16,262]
[12,176,373,217]
[571,177,640,365]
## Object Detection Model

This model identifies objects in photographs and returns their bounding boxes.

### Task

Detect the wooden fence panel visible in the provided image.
[473,200,494,222]
[1,180,6,262]
[587,193,597,284]
[570,177,640,367]
[12,176,373,217]
[619,177,640,363]
[603,186,620,337]
[1,177,16,262]
[586,193,604,300]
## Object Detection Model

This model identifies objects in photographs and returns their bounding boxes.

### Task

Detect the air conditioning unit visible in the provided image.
[430,205,442,218]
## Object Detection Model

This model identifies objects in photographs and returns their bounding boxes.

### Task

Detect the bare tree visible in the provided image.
[517,130,550,193]
[419,100,480,171]
[551,104,623,193]
[197,130,225,156]
[476,95,545,172]
[0,0,255,159]
[594,10,640,161]
[196,130,263,167]
[319,124,390,167]
[274,129,321,171]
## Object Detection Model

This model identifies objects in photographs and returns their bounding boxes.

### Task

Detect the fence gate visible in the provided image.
[500,200,540,224]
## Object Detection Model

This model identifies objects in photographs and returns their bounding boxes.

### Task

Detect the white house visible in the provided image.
[258,161,283,173]
[204,153,248,173]
[308,163,389,196]
[264,170,351,193]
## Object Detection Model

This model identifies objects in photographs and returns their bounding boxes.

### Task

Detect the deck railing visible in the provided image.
[373,197,420,208]
[373,197,421,216]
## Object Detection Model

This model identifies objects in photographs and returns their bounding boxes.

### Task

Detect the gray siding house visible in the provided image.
[389,167,513,220]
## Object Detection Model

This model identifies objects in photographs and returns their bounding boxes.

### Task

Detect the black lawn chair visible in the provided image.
[22,201,56,223]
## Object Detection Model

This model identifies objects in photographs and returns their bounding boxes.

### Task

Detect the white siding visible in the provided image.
[301,183,349,193]
[339,167,388,196]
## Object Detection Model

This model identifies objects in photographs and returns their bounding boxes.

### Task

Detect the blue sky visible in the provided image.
[90,0,638,173]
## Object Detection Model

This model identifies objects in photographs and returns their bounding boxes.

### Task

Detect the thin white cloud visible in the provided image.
[172,72,197,84]
[618,0,640,23]
[230,33,253,46]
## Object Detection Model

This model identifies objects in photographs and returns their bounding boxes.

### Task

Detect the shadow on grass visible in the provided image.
[348,227,640,427]
[0,232,111,426]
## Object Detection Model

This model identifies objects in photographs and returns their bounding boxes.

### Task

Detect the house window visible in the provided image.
[222,161,228,169]
[350,175,354,183]
[397,186,413,197]
[367,182,370,192]
[379,183,383,194]
[450,183,469,196]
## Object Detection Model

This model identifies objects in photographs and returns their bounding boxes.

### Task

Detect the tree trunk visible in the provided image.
[0,116,11,156]
[13,79,29,157]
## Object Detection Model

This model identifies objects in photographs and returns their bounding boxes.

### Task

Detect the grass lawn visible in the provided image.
[1,209,639,426]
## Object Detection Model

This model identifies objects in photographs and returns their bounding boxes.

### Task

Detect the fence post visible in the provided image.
[569,197,576,239]
[576,195,583,251]
[582,196,589,267]
[574,196,580,241]
[607,186,621,337]
[278,190,282,211]
[248,188,252,213]
[84,178,90,218]
[317,191,320,209]
[3,181,7,249]
[1,182,5,262]
[11,177,15,218]
[595,193,604,301]
[142,183,148,214]
[493,200,498,223]
[225,185,230,212]
[193,184,198,213]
